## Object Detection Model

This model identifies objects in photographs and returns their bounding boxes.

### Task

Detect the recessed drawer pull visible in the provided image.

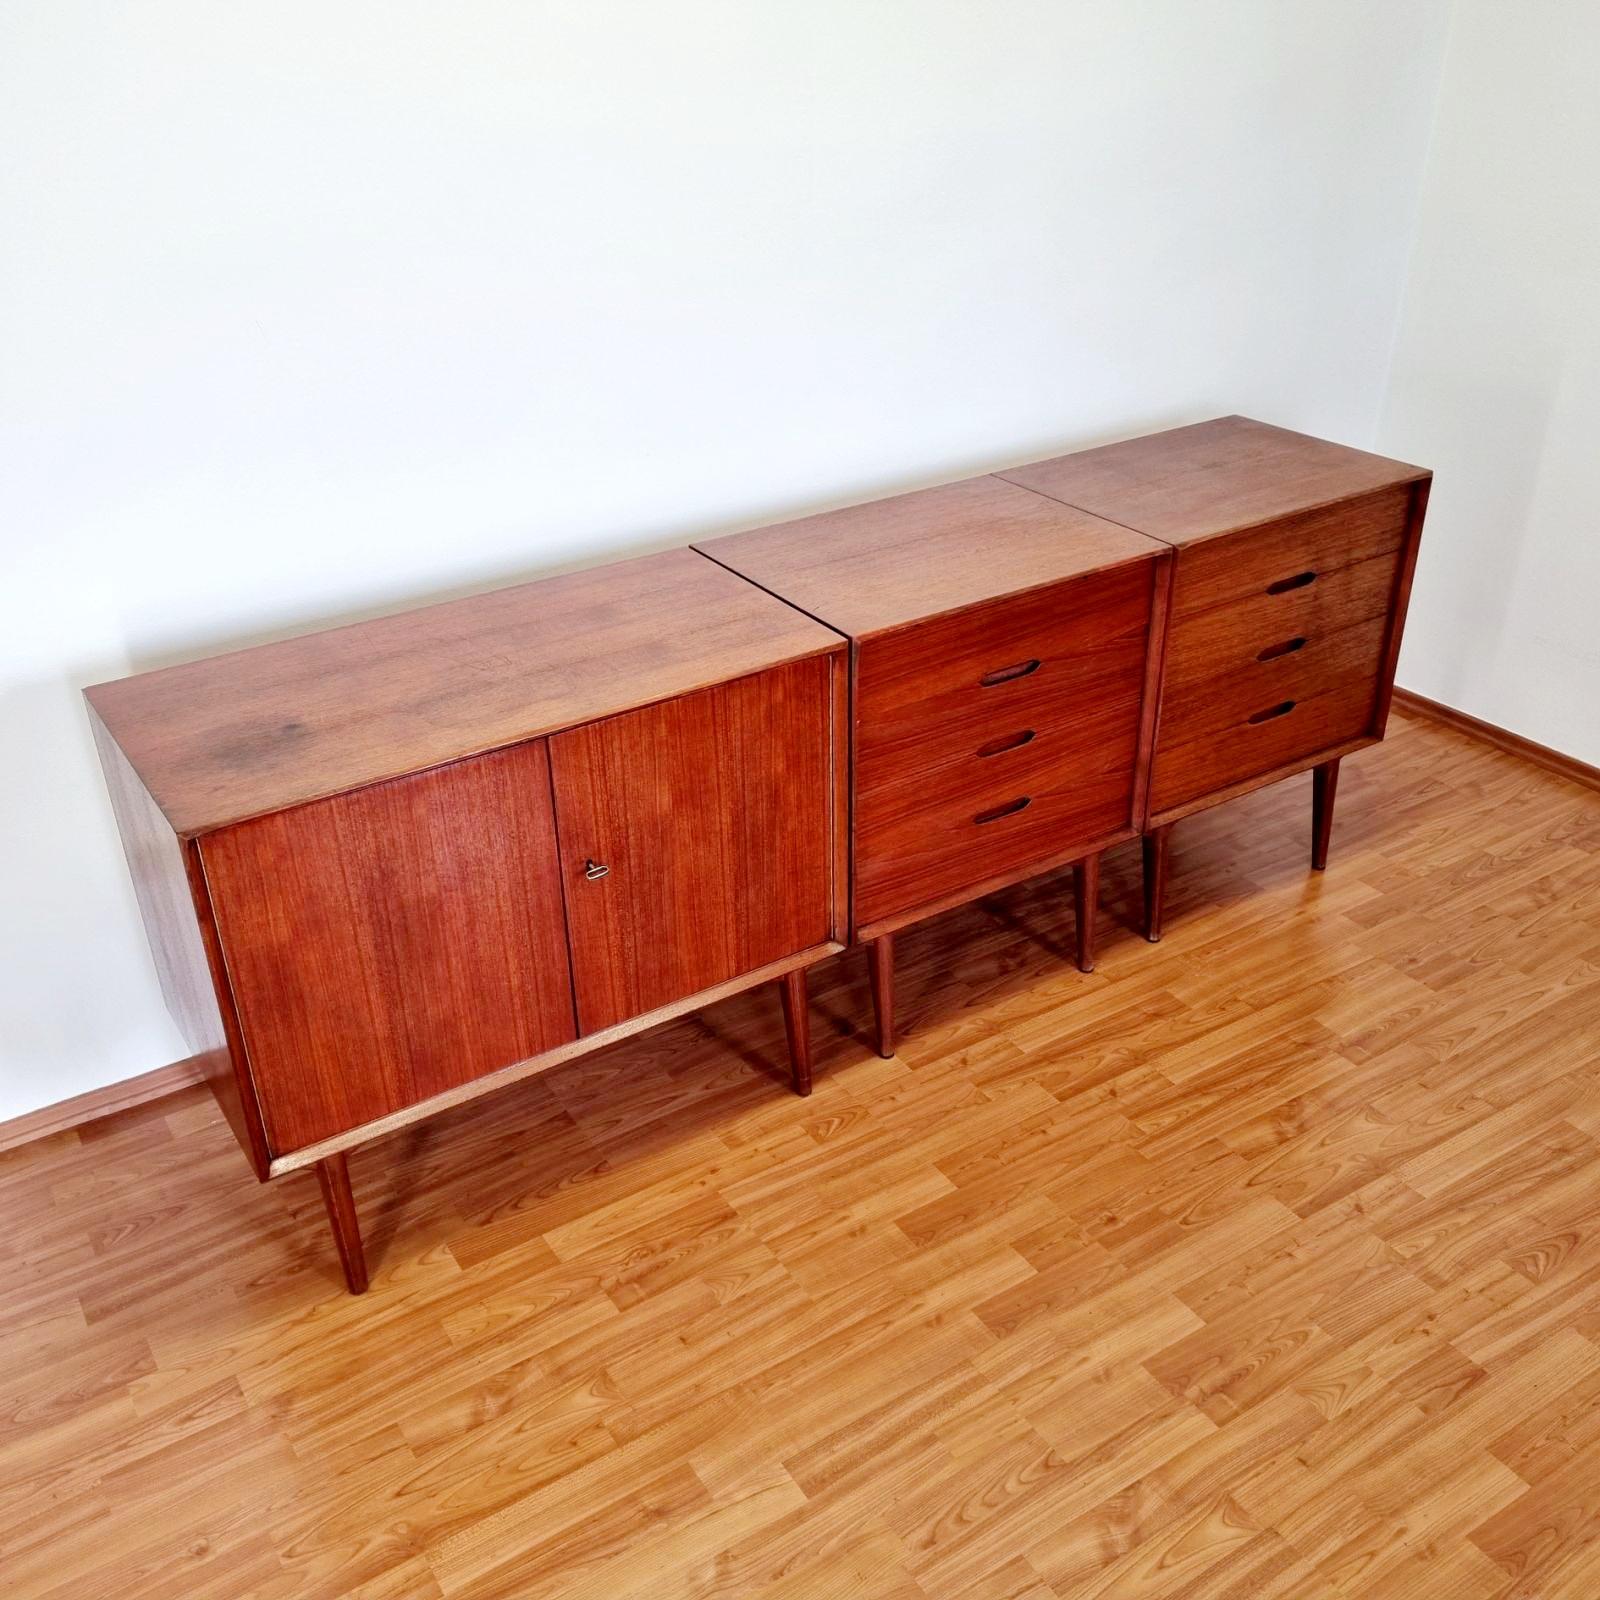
[1247,701,1297,724]
[976,729,1036,759]
[1267,570,1317,595]
[975,796,1031,825]
[1257,636,1308,662]
[979,659,1041,687]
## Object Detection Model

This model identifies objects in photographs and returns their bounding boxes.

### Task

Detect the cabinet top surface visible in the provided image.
[1000,415,1431,547]
[85,547,843,837]
[694,474,1165,638]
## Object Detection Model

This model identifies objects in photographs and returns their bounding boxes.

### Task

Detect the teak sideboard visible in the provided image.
[87,549,848,1292]
[88,415,1430,1291]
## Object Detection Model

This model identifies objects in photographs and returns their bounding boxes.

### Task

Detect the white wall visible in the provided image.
[0,1,1450,1121]
[1379,2,1600,766]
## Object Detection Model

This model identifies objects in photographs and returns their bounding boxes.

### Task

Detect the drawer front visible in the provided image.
[1159,613,1390,749]
[855,562,1154,925]
[856,729,1139,926]
[1149,489,1409,818]
[1150,673,1379,816]
[1171,485,1409,624]
[1162,546,1401,694]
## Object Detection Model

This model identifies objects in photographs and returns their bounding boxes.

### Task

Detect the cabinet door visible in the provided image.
[550,657,834,1034]
[200,740,577,1154]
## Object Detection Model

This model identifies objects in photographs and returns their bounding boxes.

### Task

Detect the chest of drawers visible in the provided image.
[87,549,847,1291]
[698,474,1171,1054]
[1003,416,1430,937]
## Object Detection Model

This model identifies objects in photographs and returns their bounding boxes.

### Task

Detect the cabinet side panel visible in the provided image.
[86,702,269,1175]
[551,657,834,1034]
[199,739,578,1155]
[1372,475,1432,736]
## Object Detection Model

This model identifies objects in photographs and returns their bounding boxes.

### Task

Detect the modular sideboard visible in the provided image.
[88,415,1429,1291]
[87,550,848,1292]
[697,477,1171,1056]
[1002,416,1431,940]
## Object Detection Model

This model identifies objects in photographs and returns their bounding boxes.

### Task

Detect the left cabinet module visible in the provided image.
[85,548,849,1293]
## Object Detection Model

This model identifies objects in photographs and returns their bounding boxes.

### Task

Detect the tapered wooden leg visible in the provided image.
[868,934,895,1059]
[1143,824,1172,943]
[1312,758,1341,871]
[1073,853,1100,973]
[315,1152,367,1294]
[779,966,812,1096]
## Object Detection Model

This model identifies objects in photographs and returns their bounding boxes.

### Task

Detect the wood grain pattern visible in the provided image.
[1372,478,1433,735]
[1149,675,1379,818]
[549,659,835,1034]
[270,938,845,1174]
[1393,684,1600,792]
[0,1055,209,1154]
[1159,547,1401,695]
[83,547,843,837]
[9,705,1600,1598]
[779,968,812,1097]
[786,531,1164,935]
[86,701,271,1177]
[315,1153,367,1295]
[199,740,578,1155]
[1163,484,1410,621]
[695,473,1163,639]
[1000,414,1430,547]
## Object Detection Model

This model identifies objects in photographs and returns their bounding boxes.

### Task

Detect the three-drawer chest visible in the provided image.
[1002,416,1430,937]
[89,416,1429,1290]
[697,475,1171,1055]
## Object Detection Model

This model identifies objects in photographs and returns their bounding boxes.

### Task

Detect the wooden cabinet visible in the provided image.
[87,415,1429,1299]
[88,549,847,1292]
[698,473,1171,1053]
[1003,416,1430,937]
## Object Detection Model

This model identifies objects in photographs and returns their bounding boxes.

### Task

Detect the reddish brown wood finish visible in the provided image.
[1148,624,1389,818]
[700,466,1171,1057]
[1072,854,1099,974]
[83,548,841,838]
[999,414,1429,547]
[199,741,578,1155]
[702,481,1168,945]
[1006,416,1430,936]
[1163,485,1410,620]
[549,659,835,1035]
[853,564,1154,928]
[271,942,843,1177]
[314,1152,367,1294]
[695,473,1163,638]
[1143,825,1172,943]
[1372,478,1433,735]
[1312,758,1341,871]
[1160,547,1403,696]
[868,936,895,1059]
[1129,554,1173,831]
[86,704,271,1178]
[82,416,1433,1297]
[779,967,812,1097]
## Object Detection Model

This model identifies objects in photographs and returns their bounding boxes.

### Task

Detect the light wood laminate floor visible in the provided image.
[5,707,1600,1599]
